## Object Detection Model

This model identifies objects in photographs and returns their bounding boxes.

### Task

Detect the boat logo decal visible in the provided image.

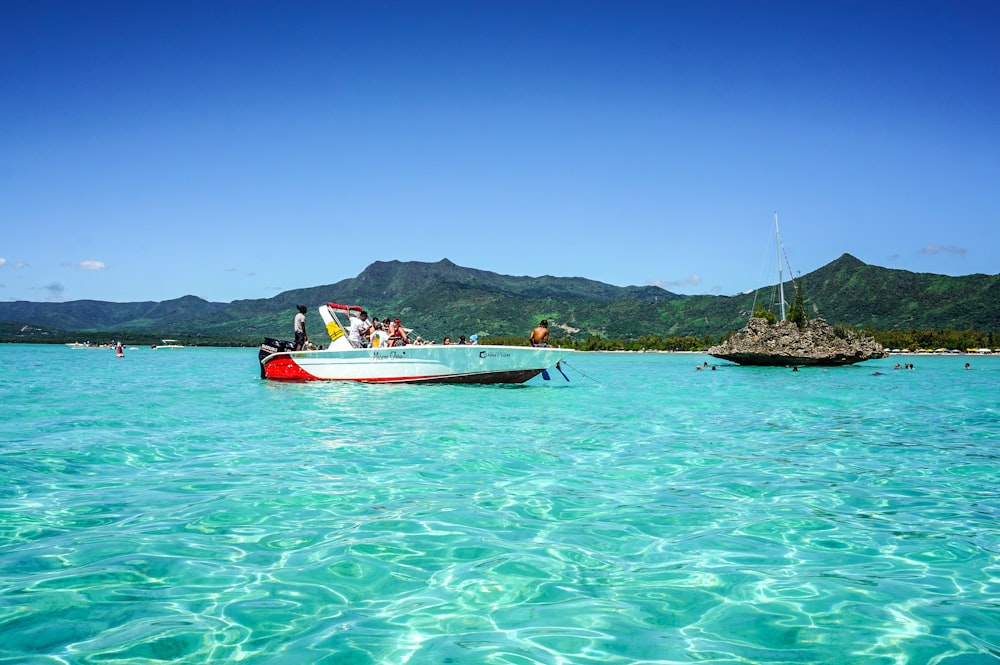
[480,351,511,358]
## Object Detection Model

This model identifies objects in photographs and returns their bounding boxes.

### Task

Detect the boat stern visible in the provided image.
[258,337,296,379]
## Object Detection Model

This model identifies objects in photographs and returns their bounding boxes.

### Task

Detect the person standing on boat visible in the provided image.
[348,310,373,348]
[529,320,550,347]
[293,305,308,351]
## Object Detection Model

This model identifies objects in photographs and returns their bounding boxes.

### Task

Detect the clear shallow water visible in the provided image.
[1,344,998,664]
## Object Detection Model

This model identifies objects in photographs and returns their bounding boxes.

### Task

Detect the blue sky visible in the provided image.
[2,0,998,303]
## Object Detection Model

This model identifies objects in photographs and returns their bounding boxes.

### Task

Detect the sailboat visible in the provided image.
[774,212,788,322]
[707,214,886,367]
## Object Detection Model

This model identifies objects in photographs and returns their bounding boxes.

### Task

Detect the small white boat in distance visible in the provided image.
[152,339,185,349]
[258,302,572,384]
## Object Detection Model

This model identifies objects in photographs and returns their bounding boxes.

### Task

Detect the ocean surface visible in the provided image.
[2,344,998,664]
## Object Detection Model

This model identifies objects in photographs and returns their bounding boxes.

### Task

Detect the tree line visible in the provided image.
[3,325,997,352]
[483,326,999,352]
[482,334,716,351]
[866,327,998,351]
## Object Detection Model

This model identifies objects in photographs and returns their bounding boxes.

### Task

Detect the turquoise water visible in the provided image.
[2,344,998,664]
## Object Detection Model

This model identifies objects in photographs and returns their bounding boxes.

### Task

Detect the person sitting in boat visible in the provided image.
[348,310,373,348]
[369,319,387,348]
[457,335,468,345]
[386,318,409,346]
[529,320,550,347]
[469,334,478,345]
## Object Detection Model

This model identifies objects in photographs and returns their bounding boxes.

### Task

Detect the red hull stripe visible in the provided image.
[263,358,541,384]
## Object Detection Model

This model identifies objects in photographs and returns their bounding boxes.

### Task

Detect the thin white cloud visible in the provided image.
[0,258,6,268]
[43,282,65,300]
[647,274,702,289]
[14,261,28,268]
[79,260,106,270]
[920,245,966,257]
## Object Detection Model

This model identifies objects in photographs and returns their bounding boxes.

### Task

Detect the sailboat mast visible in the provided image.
[775,212,786,321]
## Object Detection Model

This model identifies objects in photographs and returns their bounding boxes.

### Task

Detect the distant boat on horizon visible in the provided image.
[66,341,111,349]
[152,339,185,349]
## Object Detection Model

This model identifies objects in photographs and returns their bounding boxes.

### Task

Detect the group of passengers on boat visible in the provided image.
[346,310,411,348]
[345,310,488,348]
[294,304,550,350]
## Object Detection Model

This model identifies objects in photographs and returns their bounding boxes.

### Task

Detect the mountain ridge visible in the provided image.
[1,254,997,343]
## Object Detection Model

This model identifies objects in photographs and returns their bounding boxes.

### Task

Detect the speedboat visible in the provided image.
[258,302,572,383]
[152,340,184,349]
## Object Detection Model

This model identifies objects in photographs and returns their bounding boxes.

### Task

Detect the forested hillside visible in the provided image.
[1,255,997,345]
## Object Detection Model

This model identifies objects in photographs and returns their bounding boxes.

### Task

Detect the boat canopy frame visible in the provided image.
[320,302,364,349]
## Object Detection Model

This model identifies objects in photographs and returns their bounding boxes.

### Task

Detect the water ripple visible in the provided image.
[2,348,998,663]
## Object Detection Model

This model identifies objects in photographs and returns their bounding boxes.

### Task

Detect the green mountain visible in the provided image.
[791,254,1000,331]
[1,255,997,344]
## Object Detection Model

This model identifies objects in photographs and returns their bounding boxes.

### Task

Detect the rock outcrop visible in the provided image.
[708,317,887,366]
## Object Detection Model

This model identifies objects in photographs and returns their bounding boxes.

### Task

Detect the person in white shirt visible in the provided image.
[348,311,373,348]
[293,305,308,350]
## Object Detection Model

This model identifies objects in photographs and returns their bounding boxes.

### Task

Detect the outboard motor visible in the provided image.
[259,337,295,379]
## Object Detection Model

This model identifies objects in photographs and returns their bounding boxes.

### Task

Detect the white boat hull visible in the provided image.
[260,343,571,383]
